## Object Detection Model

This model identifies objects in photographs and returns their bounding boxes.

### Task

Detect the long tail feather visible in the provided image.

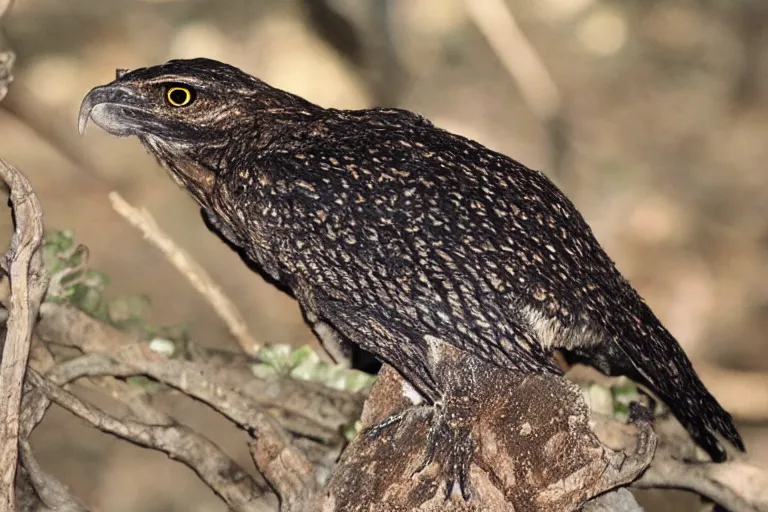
[598,308,744,460]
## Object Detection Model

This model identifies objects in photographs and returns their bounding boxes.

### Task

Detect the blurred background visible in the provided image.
[1,0,767,510]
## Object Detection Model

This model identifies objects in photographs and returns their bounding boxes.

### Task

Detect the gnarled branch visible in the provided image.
[0,155,48,510]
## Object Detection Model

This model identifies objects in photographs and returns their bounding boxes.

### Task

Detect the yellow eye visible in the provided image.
[166,86,195,107]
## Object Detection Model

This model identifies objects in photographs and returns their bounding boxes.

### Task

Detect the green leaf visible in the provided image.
[257,344,293,372]
[342,371,377,393]
[343,420,363,441]
[288,345,318,369]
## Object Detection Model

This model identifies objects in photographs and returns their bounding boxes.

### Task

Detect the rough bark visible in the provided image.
[318,344,655,512]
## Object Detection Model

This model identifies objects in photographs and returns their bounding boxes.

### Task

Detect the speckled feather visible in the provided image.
[79,58,744,461]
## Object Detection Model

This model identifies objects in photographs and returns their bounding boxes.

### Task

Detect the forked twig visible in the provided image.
[26,369,271,511]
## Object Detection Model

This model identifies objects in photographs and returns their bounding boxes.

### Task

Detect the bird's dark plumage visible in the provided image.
[79,58,744,482]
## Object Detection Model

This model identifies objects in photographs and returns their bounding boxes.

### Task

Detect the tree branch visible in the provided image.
[634,418,768,512]
[249,424,318,512]
[17,440,88,512]
[26,369,273,512]
[0,156,48,510]
[35,303,362,442]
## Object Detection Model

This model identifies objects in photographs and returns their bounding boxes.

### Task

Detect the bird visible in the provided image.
[78,57,744,497]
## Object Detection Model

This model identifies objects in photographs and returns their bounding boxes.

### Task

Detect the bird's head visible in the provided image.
[78,58,318,204]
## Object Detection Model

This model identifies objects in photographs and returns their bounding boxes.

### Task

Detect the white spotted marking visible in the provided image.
[520,305,602,351]
[401,379,424,405]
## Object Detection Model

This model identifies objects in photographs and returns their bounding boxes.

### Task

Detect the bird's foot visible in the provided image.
[412,403,475,501]
[361,405,433,441]
[360,401,476,501]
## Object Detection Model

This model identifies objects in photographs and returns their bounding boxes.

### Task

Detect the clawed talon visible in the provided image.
[362,410,408,440]
[362,405,433,441]
[411,406,474,501]
[628,400,653,424]
[361,404,475,501]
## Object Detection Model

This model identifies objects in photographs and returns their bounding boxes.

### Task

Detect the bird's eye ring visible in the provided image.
[166,86,195,107]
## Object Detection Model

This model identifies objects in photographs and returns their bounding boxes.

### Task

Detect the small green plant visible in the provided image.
[252,344,377,393]
[611,377,640,419]
[42,230,188,345]
[44,230,109,313]
[580,377,641,421]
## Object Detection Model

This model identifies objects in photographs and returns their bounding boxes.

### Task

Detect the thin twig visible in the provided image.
[0,157,48,511]
[464,0,560,122]
[108,191,261,355]
[23,331,284,508]
[32,303,328,508]
[464,0,569,179]
[636,454,766,512]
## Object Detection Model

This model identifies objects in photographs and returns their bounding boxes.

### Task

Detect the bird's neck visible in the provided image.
[141,136,217,208]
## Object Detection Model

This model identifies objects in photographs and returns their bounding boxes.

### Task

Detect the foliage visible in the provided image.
[43,230,188,345]
[253,344,377,393]
[42,229,377,394]
[580,377,641,421]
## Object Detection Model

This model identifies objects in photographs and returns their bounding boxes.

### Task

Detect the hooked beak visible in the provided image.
[78,84,149,137]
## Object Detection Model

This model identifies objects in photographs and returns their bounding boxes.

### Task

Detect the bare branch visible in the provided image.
[35,303,362,442]
[635,440,768,512]
[249,432,317,512]
[0,157,48,510]
[31,307,353,510]
[21,346,276,510]
[17,440,88,512]
[49,338,336,448]
[25,331,326,511]
[108,191,261,355]
[23,352,271,507]
[26,370,273,512]
[21,352,144,441]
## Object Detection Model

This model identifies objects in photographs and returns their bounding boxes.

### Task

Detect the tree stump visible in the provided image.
[319,343,655,511]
